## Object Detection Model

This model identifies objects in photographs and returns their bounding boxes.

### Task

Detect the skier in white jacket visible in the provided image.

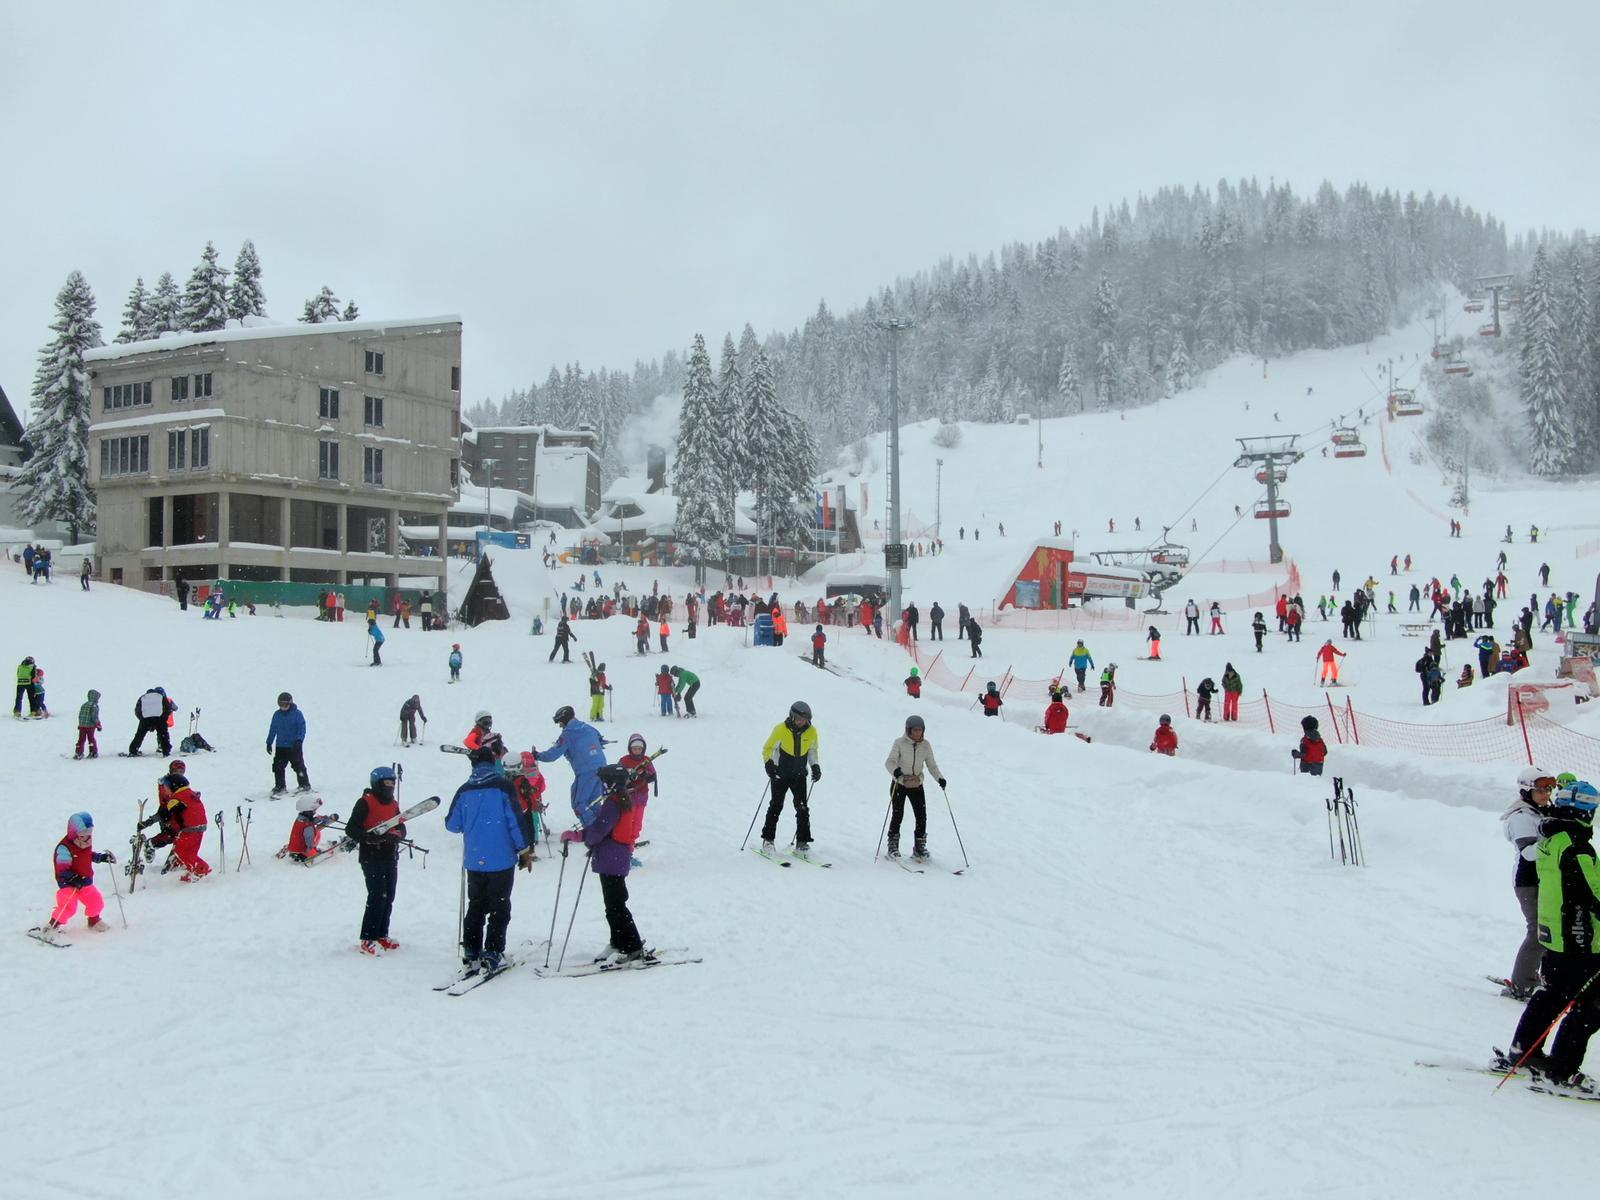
[1501,767,1558,998]
[884,715,945,862]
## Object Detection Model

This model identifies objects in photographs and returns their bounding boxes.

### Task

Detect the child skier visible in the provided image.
[580,761,652,963]
[74,688,102,758]
[1292,715,1327,776]
[1195,677,1217,722]
[904,667,922,698]
[448,644,463,683]
[659,619,670,653]
[36,812,117,942]
[1150,715,1179,756]
[399,694,427,746]
[1042,693,1069,734]
[655,666,675,716]
[464,711,503,756]
[1316,639,1346,686]
[162,772,211,880]
[29,665,49,717]
[284,794,339,863]
[589,662,611,722]
[508,751,550,846]
[635,615,651,655]
[367,617,384,666]
[1098,663,1117,707]
[347,765,408,955]
[1251,612,1267,653]
[1069,641,1093,692]
[1146,626,1163,661]
[884,714,945,860]
[811,624,827,668]
[980,681,1003,717]
[617,733,658,864]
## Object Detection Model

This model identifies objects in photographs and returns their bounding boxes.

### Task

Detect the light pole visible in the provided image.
[877,317,913,635]
[935,458,943,541]
[480,457,499,550]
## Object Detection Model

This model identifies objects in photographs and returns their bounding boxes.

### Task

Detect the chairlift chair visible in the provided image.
[1331,426,1361,446]
[1334,440,1368,459]
[1253,499,1291,520]
[1254,466,1288,485]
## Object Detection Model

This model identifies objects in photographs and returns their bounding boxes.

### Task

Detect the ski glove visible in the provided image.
[94,851,116,864]
[59,873,90,888]
[560,829,584,844]
[937,778,947,789]
[764,760,778,779]
[266,742,273,754]
[892,767,903,778]
[810,764,822,783]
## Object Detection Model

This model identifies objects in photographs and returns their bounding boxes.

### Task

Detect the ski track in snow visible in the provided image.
[5,303,1597,1198]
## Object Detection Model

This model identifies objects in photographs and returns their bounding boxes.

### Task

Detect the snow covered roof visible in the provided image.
[464,423,597,445]
[83,315,463,363]
[0,381,23,447]
[537,445,592,507]
[452,479,524,521]
[598,491,679,537]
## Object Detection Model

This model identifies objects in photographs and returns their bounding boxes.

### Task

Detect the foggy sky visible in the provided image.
[2,0,1595,419]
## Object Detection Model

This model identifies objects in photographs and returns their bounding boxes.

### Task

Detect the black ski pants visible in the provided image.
[129,715,170,756]
[1196,696,1212,721]
[1185,616,1199,635]
[929,619,942,640]
[600,872,643,955]
[359,855,398,941]
[400,714,420,743]
[462,866,514,958]
[1511,950,1600,1077]
[1074,667,1087,691]
[762,776,811,844]
[681,682,698,715]
[550,636,571,663]
[889,784,927,844]
[272,743,310,790]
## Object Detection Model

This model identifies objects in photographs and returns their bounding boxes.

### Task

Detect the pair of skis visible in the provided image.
[433,941,699,993]
[311,795,440,864]
[752,846,833,869]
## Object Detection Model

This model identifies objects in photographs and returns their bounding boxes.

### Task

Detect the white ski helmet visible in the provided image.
[1518,766,1556,794]
[296,793,322,814]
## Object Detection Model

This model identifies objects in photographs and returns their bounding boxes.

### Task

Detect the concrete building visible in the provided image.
[83,317,462,593]
[460,423,601,526]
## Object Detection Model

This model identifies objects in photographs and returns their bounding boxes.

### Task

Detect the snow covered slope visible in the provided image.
[6,310,1599,1199]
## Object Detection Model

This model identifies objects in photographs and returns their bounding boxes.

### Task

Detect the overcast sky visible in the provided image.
[3,0,1595,418]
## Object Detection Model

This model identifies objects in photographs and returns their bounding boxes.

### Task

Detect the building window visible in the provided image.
[364,349,384,375]
[168,429,186,471]
[363,395,384,427]
[363,447,384,486]
[319,387,340,420]
[191,427,210,470]
[451,364,461,391]
[104,381,153,411]
[171,376,190,402]
[193,372,213,399]
[319,440,340,481]
[100,434,150,477]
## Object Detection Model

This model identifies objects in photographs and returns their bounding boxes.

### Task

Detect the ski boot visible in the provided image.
[86,916,110,932]
[760,839,777,855]
[593,944,622,965]
[793,840,813,859]
[357,940,380,956]
[620,947,658,965]
[376,937,400,951]
[885,837,901,859]
[912,838,930,863]
[480,951,504,973]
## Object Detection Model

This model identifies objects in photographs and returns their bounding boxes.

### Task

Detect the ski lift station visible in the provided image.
[999,539,1150,609]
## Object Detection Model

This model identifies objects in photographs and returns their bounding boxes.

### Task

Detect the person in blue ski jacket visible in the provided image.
[445,737,535,972]
[266,691,311,795]
[535,706,608,826]
[1068,641,1095,693]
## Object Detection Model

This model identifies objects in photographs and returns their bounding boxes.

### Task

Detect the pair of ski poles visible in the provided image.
[873,780,971,871]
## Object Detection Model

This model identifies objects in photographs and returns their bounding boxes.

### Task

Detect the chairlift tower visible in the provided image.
[875,317,913,636]
[1475,272,1515,337]
[1234,435,1304,564]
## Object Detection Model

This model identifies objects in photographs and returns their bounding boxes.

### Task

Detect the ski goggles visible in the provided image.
[1530,776,1559,792]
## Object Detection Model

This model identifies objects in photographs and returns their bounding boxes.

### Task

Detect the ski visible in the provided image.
[438,744,471,756]
[316,796,440,861]
[243,790,321,805]
[60,754,111,762]
[751,847,792,867]
[26,927,69,948]
[1415,1056,1600,1103]
[127,799,150,891]
[447,956,521,995]
[532,953,701,979]
[789,850,833,868]
[886,856,924,874]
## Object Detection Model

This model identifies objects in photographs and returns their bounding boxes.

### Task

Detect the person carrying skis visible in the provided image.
[448,643,463,683]
[445,737,533,975]
[347,765,410,955]
[811,624,827,668]
[1069,641,1094,692]
[549,614,576,663]
[578,760,651,963]
[507,751,550,846]
[1251,612,1267,652]
[1195,677,1217,722]
[1183,599,1200,635]
[74,688,102,759]
[1292,716,1327,776]
[760,701,820,854]
[1146,625,1163,661]
[1315,640,1345,686]
[399,694,427,747]
[905,667,922,698]
[670,666,699,717]
[1500,779,1600,1088]
[536,705,608,826]
[37,812,116,942]
[266,692,312,795]
[465,711,504,756]
[1500,768,1556,1002]
[884,714,945,861]
[284,793,340,863]
[129,685,175,756]
[980,681,1003,717]
[655,666,675,716]
[1043,692,1069,734]
[1150,715,1178,756]
[588,662,611,722]
[1220,664,1243,722]
[1098,663,1117,707]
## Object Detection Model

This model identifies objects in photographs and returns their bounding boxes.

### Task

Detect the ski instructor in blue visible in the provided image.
[536,704,608,825]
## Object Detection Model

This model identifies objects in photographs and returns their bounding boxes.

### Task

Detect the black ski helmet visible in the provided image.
[277,691,293,704]
[1159,714,1172,725]
[553,705,575,726]
[1301,715,1319,731]
[986,681,998,691]
[905,715,925,734]
[789,700,812,722]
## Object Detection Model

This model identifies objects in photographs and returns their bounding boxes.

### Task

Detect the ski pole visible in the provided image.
[543,841,569,969]
[1496,966,1600,1089]
[1325,797,1336,861]
[740,781,772,851]
[874,782,893,862]
[556,854,590,973]
[939,783,971,871]
[105,852,128,930]
[458,854,467,961]
[216,810,226,874]
[237,806,253,869]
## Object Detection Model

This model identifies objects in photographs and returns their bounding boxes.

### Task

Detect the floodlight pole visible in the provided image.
[879,317,913,636]
[481,458,499,551]
[935,458,943,540]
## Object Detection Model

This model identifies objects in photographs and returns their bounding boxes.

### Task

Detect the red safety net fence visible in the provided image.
[906,643,1600,775]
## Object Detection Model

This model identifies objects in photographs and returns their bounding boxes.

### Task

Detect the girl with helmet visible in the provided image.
[347,766,407,955]
[284,793,339,863]
[464,711,499,753]
[980,682,1003,717]
[904,667,922,698]
[617,733,658,865]
[36,812,117,942]
[884,715,945,860]
[1150,715,1179,756]
[447,644,463,683]
[1500,767,1558,999]
[759,701,820,855]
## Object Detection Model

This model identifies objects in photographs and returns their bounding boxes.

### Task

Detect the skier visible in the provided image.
[884,714,945,861]
[160,770,211,880]
[904,667,922,698]
[12,656,35,717]
[979,681,1003,717]
[128,685,175,756]
[1195,677,1216,722]
[1208,602,1224,635]
[1292,716,1327,776]
[1220,663,1243,722]
[445,738,534,975]
[670,665,700,717]
[578,760,651,963]
[1042,692,1069,733]
[536,705,609,827]
[1499,779,1600,1088]
[1500,768,1555,1001]
[1146,625,1163,661]
[549,614,576,663]
[266,691,312,795]
[811,624,827,668]
[36,813,117,942]
[635,615,651,655]
[464,711,502,755]
[365,618,384,666]
[658,618,670,654]
[655,666,675,716]
[1149,715,1178,756]
[398,694,427,747]
[929,602,944,640]
[448,643,463,683]
[616,733,658,859]
[759,700,820,854]
[588,662,611,722]
[1098,664,1117,707]
[347,765,409,955]
[73,688,102,759]
[1251,611,1267,653]
[1416,651,1444,705]
[1069,641,1094,692]
[284,793,338,863]
[1184,599,1200,635]
[1315,640,1345,686]
[967,617,983,658]
[957,603,971,641]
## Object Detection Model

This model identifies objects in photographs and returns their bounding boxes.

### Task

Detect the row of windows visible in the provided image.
[101,435,149,476]
[105,382,152,410]
[317,388,385,428]
[317,441,385,486]
[171,373,213,402]
[167,428,210,472]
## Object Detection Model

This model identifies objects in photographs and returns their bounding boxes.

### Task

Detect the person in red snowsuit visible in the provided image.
[1150,715,1179,756]
[616,734,658,849]
[811,625,826,668]
[1293,716,1328,776]
[164,777,211,880]
[905,669,922,698]
[1043,696,1069,734]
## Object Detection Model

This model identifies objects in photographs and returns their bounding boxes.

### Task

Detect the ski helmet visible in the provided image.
[296,793,322,814]
[370,766,397,787]
[986,681,998,691]
[910,667,920,677]
[627,732,646,754]
[1300,716,1318,732]
[789,700,812,722]
[67,812,93,839]
[1558,772,1579,788]
[598,662,606,672]
[452,643,461,650]
[474,710,492,726]
[1553,781,1599,818]
[1517,766,1557,795]
[277,692,293,704]
[905,715,925,734]
[1159,714,1172,725]
[168,759,187,775]
[553,705,575,725]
